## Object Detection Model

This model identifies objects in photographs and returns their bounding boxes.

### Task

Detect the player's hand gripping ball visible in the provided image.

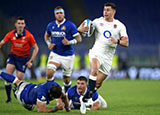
[82,19,94,38]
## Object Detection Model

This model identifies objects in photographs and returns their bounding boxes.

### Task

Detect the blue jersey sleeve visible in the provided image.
[70,22,79,37]
[92,92,99,102]
[46,23,52,35]
[67,88,72,100]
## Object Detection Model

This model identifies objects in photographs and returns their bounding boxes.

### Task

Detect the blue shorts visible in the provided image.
[7,53,29,73]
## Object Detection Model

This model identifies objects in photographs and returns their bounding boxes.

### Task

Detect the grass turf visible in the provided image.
[0,79,160,115]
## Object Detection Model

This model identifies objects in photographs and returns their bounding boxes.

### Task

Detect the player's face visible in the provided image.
[103,6,115,21]
[15,20,25,32]
[55,11,65,22]
[77,80,87,94]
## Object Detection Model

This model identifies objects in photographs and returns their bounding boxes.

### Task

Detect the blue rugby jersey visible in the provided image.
[20,82,61,105]
[46,19,79,56]
[67,85,99,109]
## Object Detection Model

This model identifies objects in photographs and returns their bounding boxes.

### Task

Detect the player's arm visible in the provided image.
[36,100,64,113]
[60,92,71,112]
[44,32,55,50]
[77,21,89,34]
[0,40,5,48]
[26,43,39,68]
[90,101,100,110]
[109,36,129,47]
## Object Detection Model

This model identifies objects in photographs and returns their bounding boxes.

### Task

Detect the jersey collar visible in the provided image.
[103,17,115,23]
[14,29,26,39]
[56,18,66,27]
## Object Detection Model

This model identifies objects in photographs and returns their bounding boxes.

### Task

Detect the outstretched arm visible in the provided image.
[60,92,71,112]
[109,36,129,47]
[36,100,64,113]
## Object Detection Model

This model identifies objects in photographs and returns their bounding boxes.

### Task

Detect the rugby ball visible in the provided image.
[82,19,94,37]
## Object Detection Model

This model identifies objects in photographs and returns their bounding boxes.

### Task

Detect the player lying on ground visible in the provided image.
[57,76,107,113]
[0,70,71,113]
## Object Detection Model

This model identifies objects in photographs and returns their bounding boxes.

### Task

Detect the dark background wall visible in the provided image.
[0,0,160,68]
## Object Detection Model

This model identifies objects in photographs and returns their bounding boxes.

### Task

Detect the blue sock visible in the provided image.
[5,84,12,101]
[64,81,71,93]
[0,72,16,83]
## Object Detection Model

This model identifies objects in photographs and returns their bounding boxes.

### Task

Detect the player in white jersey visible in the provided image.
[78,2,129,113]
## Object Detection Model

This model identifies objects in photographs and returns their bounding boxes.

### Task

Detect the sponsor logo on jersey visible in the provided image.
[103,30,112,39]
[14,43,24,47]
[51,31,66,37]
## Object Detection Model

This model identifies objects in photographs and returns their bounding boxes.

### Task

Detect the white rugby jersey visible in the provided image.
[91,17,128,62]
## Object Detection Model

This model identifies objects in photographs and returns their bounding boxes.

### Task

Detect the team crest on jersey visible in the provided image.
[41,96,46,101]
[61,26,66,30]
[100,23,104,27]
[114,24,117,29]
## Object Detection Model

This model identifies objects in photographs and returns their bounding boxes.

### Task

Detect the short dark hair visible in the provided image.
[16,16,25,23]
[104,2,116,10]
[54,6,64,11]
[77,76,87,83]
[49,85,62,98]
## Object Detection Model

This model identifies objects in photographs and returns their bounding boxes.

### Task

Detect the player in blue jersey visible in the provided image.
[44,6,82,93]
[0,70,71,113]
[57,76,107,114]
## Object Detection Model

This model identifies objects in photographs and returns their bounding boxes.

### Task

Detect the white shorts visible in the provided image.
[89,49,112,75]
[15,82,29,105]
[14,82,35,110]
[47,51,75,76]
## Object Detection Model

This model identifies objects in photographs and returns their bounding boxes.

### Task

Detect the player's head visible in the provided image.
[54,6,65,23]
[49,85,62,100]
[15,16,26,32]
[103,2,116,21]
[77,76,88,95]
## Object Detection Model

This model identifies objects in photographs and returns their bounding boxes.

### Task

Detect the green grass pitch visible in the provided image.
[0,79,160,115]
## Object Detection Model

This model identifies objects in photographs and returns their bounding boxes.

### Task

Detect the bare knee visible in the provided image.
[46,69,54,79]
[96,80,102,89]
[91,68,99,76]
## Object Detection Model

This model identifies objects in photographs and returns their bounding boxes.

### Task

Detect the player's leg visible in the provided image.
[63,75,72,93]
[96,71,107,89]
[16,71,25,80]
[61,55,74,93]
[46,52,60,82]
[5,63,16,103]
[0,71,21,86]
[87,57,100,99]
[46,62,60,81]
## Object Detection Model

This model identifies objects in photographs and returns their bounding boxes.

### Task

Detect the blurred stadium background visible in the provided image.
[0,0,160,80]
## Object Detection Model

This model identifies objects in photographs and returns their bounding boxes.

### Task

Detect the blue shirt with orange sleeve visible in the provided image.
[3,29,36,58]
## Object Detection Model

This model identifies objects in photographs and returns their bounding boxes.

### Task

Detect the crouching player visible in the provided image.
[0,70,71,113]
